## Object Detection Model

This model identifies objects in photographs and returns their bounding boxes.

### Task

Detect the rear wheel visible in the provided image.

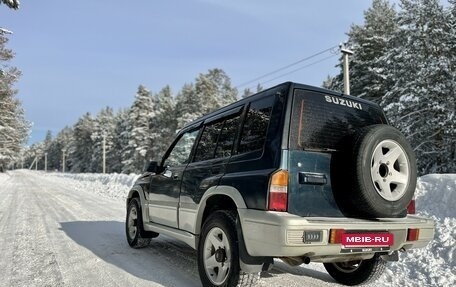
[323,255,386,286]
[197,210,259,287]
[126,198,156,248]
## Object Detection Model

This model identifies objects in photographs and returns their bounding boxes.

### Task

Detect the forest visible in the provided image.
[1,0,455,175]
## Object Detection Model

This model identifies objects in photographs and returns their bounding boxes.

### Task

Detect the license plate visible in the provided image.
[342,233,394,247]
[303,231,322,243]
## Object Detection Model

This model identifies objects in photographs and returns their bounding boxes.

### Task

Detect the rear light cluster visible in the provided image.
[407,198,416,214]
[407,228,420,241]
[268,170,288,212]
[329,229,345,244]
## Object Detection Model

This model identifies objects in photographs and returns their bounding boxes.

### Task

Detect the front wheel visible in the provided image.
[197,210,259,287]
[126,198,153,248]
[323,255,386,286]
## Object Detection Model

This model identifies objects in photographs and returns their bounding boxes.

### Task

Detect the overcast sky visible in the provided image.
[1,0,373,144]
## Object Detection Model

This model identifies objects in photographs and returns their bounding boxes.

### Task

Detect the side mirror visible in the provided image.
[146,161,159,173]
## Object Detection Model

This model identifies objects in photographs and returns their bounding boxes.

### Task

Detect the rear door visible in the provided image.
[179,107,243,233]
[287,89,386,217]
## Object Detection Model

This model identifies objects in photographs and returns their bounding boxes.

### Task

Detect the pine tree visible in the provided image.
[0,32,29,170]
[381,0,455,173]
[91,107,116,173]
[69,113,95,172]
[110,108,129,173]
[1,0,19,9]
[325,0,398,102]
[122,85,155,173]
[45,126,73,172]
[194,68,238,113]
[175,83,201,129]
[151,85,177,161]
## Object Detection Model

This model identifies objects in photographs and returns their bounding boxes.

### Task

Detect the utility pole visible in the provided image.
[29,157,36,170]
[36,156,38,171]
[44,153,48,172]
[62,149,66,173]
[102,133,106,174]
[340,43,354,95]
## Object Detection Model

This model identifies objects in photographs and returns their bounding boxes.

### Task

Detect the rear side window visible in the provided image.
[238,97,274,154]
[194,121,224,162]
[215,116,241,158]
[290,89,386,151]
[193,112,242,162]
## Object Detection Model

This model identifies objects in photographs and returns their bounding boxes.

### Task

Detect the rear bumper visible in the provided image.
[238,209,434,261]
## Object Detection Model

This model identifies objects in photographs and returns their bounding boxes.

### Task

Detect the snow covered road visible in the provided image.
[0,171,202,287]
[0,170,454,287]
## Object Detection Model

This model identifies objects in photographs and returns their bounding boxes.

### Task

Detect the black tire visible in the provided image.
[126,198,156,248]
[197,210,259,287]
[324,255,386,286]
[332,124,416,218]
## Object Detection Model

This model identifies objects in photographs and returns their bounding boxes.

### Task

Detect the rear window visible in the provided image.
[290,89,386,151]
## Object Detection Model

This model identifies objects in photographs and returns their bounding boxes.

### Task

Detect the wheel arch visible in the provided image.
[196,186,273,274]
[195,185,247,235]
[127,187,149,222]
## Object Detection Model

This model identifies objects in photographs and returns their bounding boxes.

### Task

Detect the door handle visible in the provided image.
[299,172,327,185]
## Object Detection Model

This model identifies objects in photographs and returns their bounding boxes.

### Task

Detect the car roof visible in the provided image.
[181,81,380,130]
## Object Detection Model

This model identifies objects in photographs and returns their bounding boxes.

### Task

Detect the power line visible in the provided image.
[244,53,338,92]
[236,45,339,89]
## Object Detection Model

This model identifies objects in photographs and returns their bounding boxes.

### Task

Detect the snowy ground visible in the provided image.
[0,171,454,287]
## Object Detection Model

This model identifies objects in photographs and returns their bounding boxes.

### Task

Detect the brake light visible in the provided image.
[407,228,420,241]
[329,229,345,244]
[407,199,416,214]
[268,170,288,212]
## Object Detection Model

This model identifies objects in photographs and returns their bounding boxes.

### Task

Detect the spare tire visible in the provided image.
[331,124,416,218]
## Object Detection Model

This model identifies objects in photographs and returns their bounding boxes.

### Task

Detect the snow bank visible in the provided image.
[379,174,456,287]
[46,172,140,199]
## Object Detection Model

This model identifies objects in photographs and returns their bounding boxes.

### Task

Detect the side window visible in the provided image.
[214,115,241,158]
[165,129,199,166]
[193,112,242,162]
[193,121,224,162]
[238,97,273,154]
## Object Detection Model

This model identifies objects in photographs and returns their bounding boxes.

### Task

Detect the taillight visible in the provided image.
[268,170,288,212]
[407,228,420,241]
[407,199,416,214]
[329,229,345,244]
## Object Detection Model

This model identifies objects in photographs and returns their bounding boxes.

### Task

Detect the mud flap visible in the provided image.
[236,218,273,273]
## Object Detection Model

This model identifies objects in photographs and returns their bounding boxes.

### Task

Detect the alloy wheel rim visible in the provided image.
[370,140,410,201]
[128,206,138,240]
[203,227,231,285]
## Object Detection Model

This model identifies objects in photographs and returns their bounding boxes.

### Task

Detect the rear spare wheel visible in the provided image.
[332,124,416,218]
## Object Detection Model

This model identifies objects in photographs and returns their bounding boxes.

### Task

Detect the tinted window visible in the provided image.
[165,129,199,166]
[238,98,273,154]
[194,121,224,162]
[290,89,386,151]
[215,115,241,158]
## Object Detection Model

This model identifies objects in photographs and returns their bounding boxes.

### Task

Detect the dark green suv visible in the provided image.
[125,82,434,286]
